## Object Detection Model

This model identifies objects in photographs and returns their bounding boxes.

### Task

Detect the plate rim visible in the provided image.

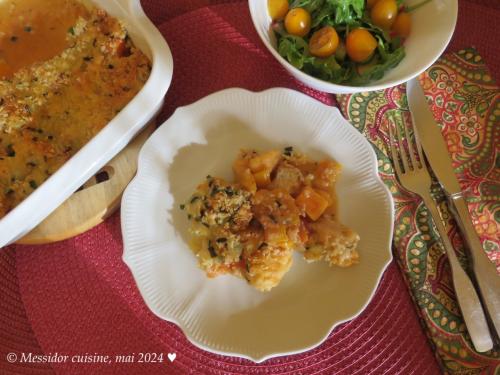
[121,87,394,362]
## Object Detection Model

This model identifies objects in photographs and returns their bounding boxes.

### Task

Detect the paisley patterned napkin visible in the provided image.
[337,47,500,374]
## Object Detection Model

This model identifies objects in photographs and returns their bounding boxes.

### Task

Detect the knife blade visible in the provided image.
[407,78,500,340]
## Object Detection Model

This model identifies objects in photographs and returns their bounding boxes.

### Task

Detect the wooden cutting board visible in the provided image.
[16,121,156,245]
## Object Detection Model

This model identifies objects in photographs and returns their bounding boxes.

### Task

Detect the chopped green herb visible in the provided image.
[216,238,227,243]
[190,196,200,203]
[68,27,75,35]
[179,204,185,210]
[29,180,38,189]
[284,146,294,156]
[24,26,32,32]
[258,242,268,250]
[208,241,217,258]
[6,144,15,157]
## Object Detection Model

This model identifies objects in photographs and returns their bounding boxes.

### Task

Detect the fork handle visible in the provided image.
[422,195,493,352]
[449,195,500,340]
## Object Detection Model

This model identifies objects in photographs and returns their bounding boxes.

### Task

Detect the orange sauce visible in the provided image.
[0,0,89,78]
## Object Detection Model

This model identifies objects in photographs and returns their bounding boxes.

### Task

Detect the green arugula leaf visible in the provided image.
[278,34,311,69]
[325,0,364,25]
[290,0,326,14]
[348,47,405,85]
[305,55,345,81]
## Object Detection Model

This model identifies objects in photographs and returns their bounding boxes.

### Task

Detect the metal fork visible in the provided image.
[388,114,494,353]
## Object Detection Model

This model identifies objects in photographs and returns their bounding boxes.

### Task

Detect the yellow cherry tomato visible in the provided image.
[367,0,379,9]
[284,8,312,37]
[371,0,398,29]
[309,26,339,57]
[392,12,411,38]
[268,0,289,21]
[346,28,378,63]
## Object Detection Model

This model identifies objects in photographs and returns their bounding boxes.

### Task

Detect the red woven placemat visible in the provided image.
[1,1,499,374]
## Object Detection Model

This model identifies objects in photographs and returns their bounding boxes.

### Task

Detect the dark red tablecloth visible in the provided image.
[1,1,499,374]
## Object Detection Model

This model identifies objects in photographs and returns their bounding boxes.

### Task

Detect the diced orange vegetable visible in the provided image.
[298,220,309,243]
[295,186,329,221]
[233,158,257,193]
[264,225,289,247]
[253,169,272,188]
[313,160,341,190]
[315,189,333,206]
[249,150,281,173]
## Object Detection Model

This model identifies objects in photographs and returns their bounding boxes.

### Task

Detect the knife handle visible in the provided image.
[422,195,493,352]
[449,195,500,340]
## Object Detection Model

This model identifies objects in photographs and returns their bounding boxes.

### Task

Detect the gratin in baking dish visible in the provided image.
[0,0,173,246]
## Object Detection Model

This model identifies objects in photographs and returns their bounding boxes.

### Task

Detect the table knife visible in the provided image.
[407,78,500,341]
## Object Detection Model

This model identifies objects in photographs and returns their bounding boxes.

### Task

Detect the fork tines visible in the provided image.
[388,112,425,175]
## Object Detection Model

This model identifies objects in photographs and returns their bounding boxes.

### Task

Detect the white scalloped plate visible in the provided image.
[121,88,394,362]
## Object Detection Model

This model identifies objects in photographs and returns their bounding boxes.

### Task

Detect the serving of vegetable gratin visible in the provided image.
[268,0,427,85]
[0,0,151,218]
[182,148,360,292]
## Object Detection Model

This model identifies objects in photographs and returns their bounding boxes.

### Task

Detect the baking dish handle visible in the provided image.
[113,0,148,17]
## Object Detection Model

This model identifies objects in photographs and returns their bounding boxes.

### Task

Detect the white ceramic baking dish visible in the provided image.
[0,0,173,246]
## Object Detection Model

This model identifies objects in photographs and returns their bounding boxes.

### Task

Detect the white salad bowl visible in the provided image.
[0,0,173,246]
[121,88,394,362]
[249,0,458,94]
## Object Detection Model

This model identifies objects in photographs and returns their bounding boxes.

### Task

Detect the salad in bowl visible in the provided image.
[249,0,457,93]
[269,0,429,85]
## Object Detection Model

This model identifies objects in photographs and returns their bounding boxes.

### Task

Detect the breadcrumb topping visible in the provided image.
[0,5,151,217]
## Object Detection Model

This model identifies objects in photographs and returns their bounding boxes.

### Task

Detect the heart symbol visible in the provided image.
[167,353,176,362]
